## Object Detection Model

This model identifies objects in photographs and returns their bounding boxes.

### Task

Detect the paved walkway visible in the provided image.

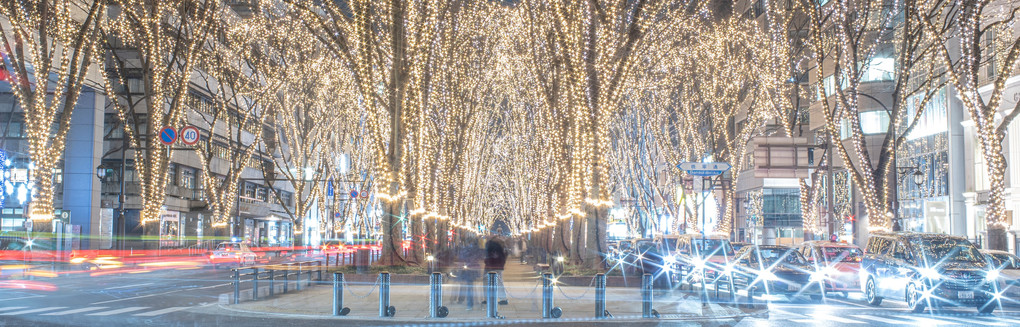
[228,258,757,322]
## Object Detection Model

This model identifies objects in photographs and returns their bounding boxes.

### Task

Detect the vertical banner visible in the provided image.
[100,208,113,249]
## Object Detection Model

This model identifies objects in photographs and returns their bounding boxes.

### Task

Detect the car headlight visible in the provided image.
[918,267,942,280]
[986,269,1000,282]
[760,270,779,281]
[692,258,706,270]
[810,271,826,282]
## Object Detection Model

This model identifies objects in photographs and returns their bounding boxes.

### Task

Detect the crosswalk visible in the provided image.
[0,305,192,317]
[771,308,1015,326]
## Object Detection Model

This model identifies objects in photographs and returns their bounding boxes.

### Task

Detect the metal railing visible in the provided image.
[230,260,323,304]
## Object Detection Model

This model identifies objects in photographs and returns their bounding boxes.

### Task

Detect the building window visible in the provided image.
[181,167,195,190]
[168,164,177,186]
[256,186,268,202]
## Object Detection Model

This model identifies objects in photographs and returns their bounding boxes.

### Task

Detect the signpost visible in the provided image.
[158,126,177,146]
[677,162,732,177]
[179,126,200,145]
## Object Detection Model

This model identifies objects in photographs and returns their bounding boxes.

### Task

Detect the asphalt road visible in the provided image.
[2,264,1020,327]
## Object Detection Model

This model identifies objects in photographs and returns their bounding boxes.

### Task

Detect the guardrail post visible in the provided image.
[595,273,608,318]
[252,268,260,301]
[486,271,499,319]
[296,263,302,291]
[233,269,240,304]
[642,273,652,318]
[268,269,275,297]
[379,272,395,317]
[316,262,322,282]
[429,272,448,318]
[333,272,350,316]
[283,264,289,293]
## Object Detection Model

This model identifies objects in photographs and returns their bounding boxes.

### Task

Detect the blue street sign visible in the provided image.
[158,126,177,145]
[677,162,731,177]
[350,190,359,198]
[327,180,334,197]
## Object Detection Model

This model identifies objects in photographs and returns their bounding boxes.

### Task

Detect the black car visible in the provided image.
[861,232,997,313]
[731,244,823,301]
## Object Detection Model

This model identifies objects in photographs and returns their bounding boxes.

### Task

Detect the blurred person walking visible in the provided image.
[483,237,509,305]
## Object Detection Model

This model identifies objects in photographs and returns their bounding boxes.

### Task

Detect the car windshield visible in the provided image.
[759,248,806,265]
[216,243,241,251]
[914,238,983,263]
[322,241,342,246]
[988,253,1020,269]
[822,246,862,263]
[694,239,733,257]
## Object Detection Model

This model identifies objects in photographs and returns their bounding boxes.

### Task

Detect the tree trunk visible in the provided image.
[378,198,405,265]
[583,202,607,270]
[978,129,1009,250]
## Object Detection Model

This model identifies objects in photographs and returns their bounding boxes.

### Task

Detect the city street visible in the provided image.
[3,260,1019,326]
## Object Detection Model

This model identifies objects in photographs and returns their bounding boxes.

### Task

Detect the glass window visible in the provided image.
[181,167,195,189]
[168,164,177,186]
[862,58,895,82]
[859,111,889,135]
[913,237,983,264]
[821,246,863,263]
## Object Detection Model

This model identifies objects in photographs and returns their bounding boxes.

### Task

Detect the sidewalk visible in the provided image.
[226,259,762,322]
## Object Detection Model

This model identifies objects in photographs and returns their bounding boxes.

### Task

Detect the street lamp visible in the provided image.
[893,167,925,231]
[96,164,125,250]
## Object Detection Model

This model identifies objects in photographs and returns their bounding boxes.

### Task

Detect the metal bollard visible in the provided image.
[429,272,448,318]
[333,272,350,316]
[541,273,561,318]
[268,269,275,297]
[233,269,240,304]
[595,273,608,318]
[485,271,499,318]
[296,264,302,291]
[252,268,260,300]
[379,272,395,317]
[641,273,655,318]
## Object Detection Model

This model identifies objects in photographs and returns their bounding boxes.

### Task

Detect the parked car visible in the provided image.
[618,238,651,275]
[731,244,823,301]
[730,242,752,252]
[799,241,863,297]
[0,236,58,263]
[861,232,997,313]
[658,234,735,288]
[209,242,258,268]
[981,250,1020,301]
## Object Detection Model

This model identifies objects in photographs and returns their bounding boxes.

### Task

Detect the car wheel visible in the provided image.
[906,283,925,313]
[865,277,883,306]
[977,302,996,314]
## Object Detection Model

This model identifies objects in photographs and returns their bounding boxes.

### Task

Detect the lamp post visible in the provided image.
[96,163,125,250]
[893,167,925,232]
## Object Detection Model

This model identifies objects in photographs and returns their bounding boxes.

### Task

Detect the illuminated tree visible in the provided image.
[0,0,105,229]
[102,0,222,234]
[797,0,947,232]
[923,0,1020,250]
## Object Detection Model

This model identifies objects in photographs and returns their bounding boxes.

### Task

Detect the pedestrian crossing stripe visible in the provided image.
[86,307,149,316]
[0,307,66,315]
[0,307,27,312]
[41,307,109,316]
[133,307,190,316]
[807,313,866,324]
[933,315,1008,326]
[851,314,914,325]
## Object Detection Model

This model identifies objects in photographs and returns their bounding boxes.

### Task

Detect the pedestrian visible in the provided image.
[483,237,509,305]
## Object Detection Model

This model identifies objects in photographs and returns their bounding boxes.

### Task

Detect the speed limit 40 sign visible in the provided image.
[179,126,201,145]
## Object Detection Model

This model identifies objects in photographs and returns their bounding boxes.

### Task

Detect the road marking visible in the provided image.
[104,282,154,290]
[87,307,149,316]
[933,315,1008,326]
[808,313,866,324]
[0,295,43,302]
[0,307,27,312]
[41,307,109,316]
[895,315,961,325]
[851,314,912,325]
[90,282,231,305]
[0,307,66,315]
[133,307,191,316]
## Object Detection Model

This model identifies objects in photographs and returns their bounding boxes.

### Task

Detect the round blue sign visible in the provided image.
[159,126,177,145]
[350,190,359,198]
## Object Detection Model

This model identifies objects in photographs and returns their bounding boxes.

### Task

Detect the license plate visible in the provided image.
[787,284,801,291]
[958,291,974,299]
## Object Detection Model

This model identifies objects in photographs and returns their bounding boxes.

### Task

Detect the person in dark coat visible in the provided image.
[483,238,509,305]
